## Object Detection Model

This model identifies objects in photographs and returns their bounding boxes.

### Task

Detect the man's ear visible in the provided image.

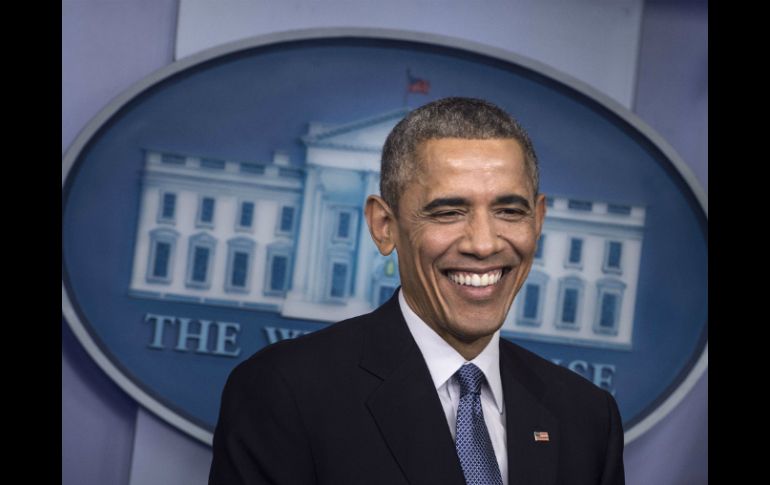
[365,195,397,256]
[534,193,547,236]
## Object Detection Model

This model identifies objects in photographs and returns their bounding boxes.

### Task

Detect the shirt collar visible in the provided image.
[399,289,505,414]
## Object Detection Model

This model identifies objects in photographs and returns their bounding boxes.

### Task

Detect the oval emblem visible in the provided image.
[62,31,707,445]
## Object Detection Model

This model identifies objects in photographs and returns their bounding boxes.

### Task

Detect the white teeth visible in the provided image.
[448,270,503,288]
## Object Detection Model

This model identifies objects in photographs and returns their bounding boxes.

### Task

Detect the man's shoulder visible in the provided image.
[229,305,385,384]
[500,338,610,406]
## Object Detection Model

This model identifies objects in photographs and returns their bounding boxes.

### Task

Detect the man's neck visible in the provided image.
[451,335,494,361]
[399,291,497,361]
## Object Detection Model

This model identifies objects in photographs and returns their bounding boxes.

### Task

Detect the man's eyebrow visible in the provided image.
[494,194,531,209]
[421,197,469,212]
[421,194,532,212]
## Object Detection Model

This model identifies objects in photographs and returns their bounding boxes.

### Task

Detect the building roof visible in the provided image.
[301,108,410,153]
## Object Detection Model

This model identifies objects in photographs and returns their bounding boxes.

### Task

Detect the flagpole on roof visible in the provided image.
[404,68,430,108]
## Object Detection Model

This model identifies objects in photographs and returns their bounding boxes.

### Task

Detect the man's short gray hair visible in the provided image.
[380,97,539,215]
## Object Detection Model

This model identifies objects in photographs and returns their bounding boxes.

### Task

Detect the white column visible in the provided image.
[306,182,325,302]
[354,170,380,304]
[286,166,318,298]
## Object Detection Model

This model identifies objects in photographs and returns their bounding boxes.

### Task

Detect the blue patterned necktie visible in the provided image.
[454,363,503,485]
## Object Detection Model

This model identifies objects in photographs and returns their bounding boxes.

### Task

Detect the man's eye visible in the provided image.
[498,208,526,219]
[432,210,463,220]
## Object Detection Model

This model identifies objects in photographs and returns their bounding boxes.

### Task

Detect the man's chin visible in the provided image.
[441,294,512,330]
[446,314,507,341]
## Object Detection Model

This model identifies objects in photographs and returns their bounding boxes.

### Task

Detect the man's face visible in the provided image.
[391,138,545,350]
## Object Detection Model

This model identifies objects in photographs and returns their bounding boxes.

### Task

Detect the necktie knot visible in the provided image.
[456,363,485,398]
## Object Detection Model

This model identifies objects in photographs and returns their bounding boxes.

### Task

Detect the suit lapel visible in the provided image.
[360,294,467,485]
[500,342,559,485]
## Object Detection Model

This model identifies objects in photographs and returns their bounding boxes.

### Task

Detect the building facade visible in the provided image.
[129,109,644,349]
[501,195,645,350]
[128,149,304,313]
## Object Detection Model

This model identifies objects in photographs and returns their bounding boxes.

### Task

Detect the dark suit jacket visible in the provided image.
[209,292,625,485]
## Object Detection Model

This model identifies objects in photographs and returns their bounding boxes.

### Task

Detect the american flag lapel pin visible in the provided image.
[533,431,550,442]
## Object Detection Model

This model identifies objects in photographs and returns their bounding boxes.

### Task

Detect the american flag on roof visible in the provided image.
[406,69,430,94]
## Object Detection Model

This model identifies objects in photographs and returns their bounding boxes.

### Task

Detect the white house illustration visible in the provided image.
[128,108,644,350]
[501,196,645,350]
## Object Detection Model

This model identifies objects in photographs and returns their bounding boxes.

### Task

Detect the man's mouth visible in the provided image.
[445,268,508,288]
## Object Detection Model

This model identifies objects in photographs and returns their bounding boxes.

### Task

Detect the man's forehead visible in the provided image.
[415,136,523,154]
[412,137,524,173]
[411,138,527,180]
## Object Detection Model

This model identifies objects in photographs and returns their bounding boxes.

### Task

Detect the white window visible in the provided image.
[603,240,623,274]
[565,237,583,269]
[516,270,548,327]
[332,208,358,243]
[185,233,217,289]
[555,276,585,330]
[236,201,255,231]
[196,196,216,228]
[327,258,351,301]
[157,191,177,224]
[264,244,293,296]
[146,228,179,284]
[276,205,297,237]
[225,238,255,293]
[593,279,626,336]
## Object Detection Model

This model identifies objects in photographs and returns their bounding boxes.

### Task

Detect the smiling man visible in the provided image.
[210,98,625,485]
[368,135,543,362]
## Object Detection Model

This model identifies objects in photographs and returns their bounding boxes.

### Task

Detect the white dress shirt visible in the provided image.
[399,290,508,484]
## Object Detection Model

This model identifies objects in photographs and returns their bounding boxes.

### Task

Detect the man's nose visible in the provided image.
[459,213,504,258]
